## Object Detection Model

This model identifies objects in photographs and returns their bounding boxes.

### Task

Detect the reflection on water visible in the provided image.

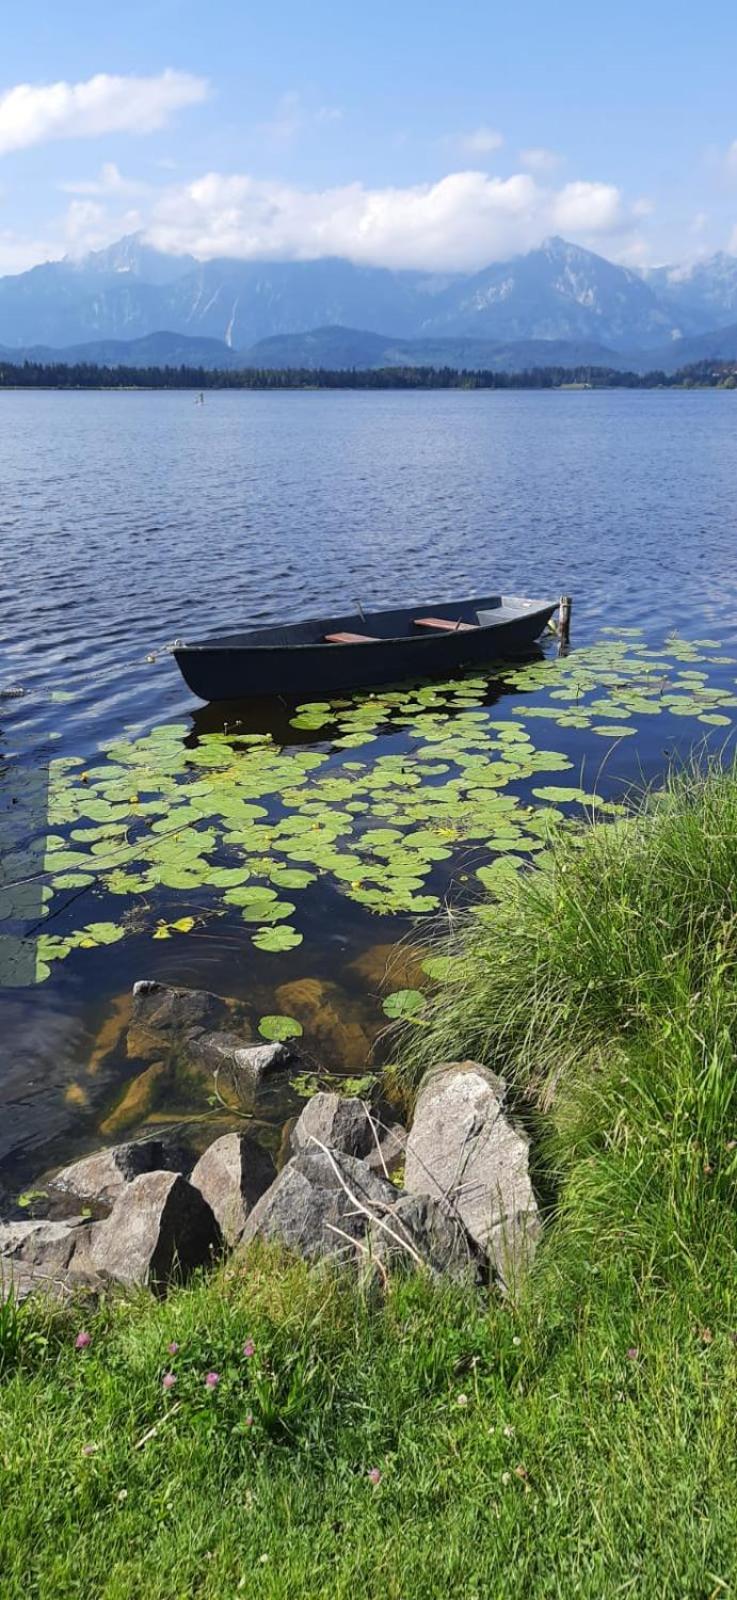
[2,389,737,1195]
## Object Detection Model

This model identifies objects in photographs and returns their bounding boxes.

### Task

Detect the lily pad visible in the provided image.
[252,925,303,952]
[258,1014,303,1042]
[382,988,425,1019]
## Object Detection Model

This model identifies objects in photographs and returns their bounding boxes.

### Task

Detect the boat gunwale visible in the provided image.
[177,596,557,656]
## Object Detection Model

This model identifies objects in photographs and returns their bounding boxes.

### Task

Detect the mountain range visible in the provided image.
[2,233,737,370]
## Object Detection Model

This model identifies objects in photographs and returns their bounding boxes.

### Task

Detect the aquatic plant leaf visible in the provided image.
[476,857,525,890]
[258,1013,303,1042]
[252,925,303,952]
[420,955,462,982]
[382,988,425,1019]
[50,872,95,890]
[289,713,332,730]
[224,885,278,905]
[240,899,296,925]
[532,786,604,804]
[268,867,317,889]
[205,867,253,888]
[159,868,207,891]
[80,921,125,947]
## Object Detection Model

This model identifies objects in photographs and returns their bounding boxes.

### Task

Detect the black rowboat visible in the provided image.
[173,594,558,703]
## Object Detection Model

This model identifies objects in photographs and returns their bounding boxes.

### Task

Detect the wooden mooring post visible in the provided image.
[558,594,572,652]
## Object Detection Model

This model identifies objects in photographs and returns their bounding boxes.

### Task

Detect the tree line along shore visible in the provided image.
[0,357,736,390]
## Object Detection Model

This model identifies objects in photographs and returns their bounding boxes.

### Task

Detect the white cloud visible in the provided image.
[550,181,624,235]
[519,146,561,173]
[58,162,148,197]
[63,198,143,256]
[144,168,635,272]
[0,69,208,157]
[0,228,58,274]
[458,125,504,156]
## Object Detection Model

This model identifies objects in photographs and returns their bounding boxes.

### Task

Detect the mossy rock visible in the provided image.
[274,977,374,1069]
[99,1061,169,1137]
[347,940,428,994]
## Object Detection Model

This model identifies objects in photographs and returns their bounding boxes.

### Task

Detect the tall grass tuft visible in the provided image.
[397,760,737,1298]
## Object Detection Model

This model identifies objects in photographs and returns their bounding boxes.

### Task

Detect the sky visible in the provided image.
[1,0,736,277]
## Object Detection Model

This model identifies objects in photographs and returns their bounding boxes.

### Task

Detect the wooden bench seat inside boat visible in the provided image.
[414,616,477,632]
[324,630,379,644]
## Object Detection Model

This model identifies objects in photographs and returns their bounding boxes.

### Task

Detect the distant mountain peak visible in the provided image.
[0,233,734,352]
[67,233,196,287]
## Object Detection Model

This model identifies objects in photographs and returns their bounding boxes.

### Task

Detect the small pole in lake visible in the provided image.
[558,594,572,653]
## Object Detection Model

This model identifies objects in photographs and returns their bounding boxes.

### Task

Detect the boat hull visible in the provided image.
[173,597,557,703]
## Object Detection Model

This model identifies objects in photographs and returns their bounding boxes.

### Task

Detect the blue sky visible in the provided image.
[1,0,736,274]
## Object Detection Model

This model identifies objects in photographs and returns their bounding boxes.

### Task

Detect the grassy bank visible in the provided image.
[3,765,737,1598]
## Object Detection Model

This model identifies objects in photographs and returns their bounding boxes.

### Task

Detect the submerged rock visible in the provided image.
[99,1061,168,1137]
[130,979,233,1037]
[51,1134,194,1210]
[188,1034,291,1090]
[238,1146,397,1263]
[347,941,428,993]
[274,978,372,1068]
[190,1132,276,1245]
[404,1062,540,1291]
[88,992,133,1075]
[127,980,249,1062]
[89,1171,221,1291]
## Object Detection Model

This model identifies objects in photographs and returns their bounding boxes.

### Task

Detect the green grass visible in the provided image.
[3,763,737,1598]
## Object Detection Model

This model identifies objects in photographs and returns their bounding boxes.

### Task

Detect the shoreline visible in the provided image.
[0,380,734,394]
[3,762,737,1594]
[0,358,735,394]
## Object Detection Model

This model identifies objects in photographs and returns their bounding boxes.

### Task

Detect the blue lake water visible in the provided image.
[1,388,736,1194]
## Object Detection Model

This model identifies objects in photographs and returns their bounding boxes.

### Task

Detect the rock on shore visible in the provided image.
[1,977,541,1303]
[190,1132,276,1245]
[404,1062,540,1291]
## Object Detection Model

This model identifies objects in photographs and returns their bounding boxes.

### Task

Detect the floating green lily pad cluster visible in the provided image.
[500,632,737,732]
[3,630,735,984]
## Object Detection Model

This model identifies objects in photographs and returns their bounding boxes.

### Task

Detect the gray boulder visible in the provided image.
[238,1146,397,1264]
[404,1062,540,1290]
[365,1119,407,1179]
[128,980,249,1063]
[130,979,233,1038]
[189,1034,290,1089]
[0,1262,103,1304]
[0,1216,106,1301]
[51,1134,194,1209]
[0,1216,92,1271]
[367,1192,485,1283]
[90,1170,221,1290]
[190,1132,276,1245]
[290,1092,406,1176]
